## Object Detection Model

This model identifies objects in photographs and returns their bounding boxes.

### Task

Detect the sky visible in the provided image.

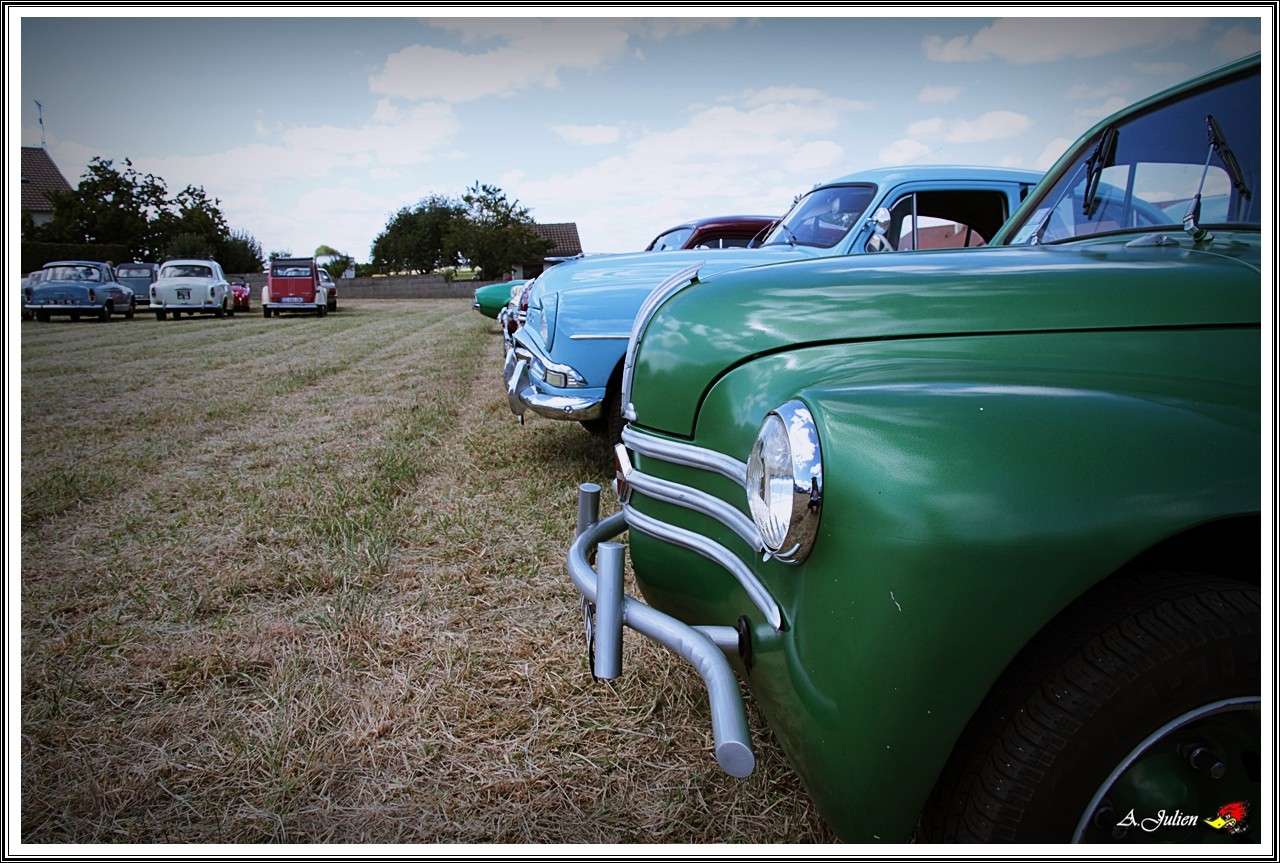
[20,15,1261,259]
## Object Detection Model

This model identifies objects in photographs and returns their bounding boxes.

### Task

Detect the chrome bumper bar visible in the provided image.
[503,343,603,423]
[568,483,755,778]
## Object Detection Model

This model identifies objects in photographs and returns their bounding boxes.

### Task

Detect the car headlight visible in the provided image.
[745,400,823,563]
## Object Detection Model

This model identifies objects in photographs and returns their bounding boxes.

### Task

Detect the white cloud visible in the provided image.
[1133,60,1190,77]
[1034,137,1073,170]
[1074,95,1130,124]
[878,138,932,165]
[998,154,1026,168]
[785,140,845,173]
[917,85,962,104]
[498,86,867,251]
[1215,26,1258,59]
[552,124,622,146]
[924,18,1208,64]
[1065,78,1131,101]
[908,110,1032,144]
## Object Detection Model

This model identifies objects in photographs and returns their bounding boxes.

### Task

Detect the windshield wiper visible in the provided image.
[1184,113,1251,241]
[1081,126,1118,219]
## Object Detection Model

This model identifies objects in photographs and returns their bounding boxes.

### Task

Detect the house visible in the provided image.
[21,146,72,228]
[514,222,583,279]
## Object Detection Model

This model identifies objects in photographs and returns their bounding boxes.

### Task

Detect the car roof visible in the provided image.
[120,261,158,267]
[819,164,1045,189]
[273,257,315,265]
[162,259,217,266]
[44,260,106,267]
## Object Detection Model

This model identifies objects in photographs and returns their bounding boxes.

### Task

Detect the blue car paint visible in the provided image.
[25,260,136,319]
[519,166,1042,399]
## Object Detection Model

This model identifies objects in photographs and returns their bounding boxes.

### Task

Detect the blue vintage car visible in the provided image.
[504,165,1042,439]
[25,260,136,322]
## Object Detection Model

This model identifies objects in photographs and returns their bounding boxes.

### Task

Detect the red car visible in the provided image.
[262,257,330,317]
[228,279,252,312]
[644,214,778,251]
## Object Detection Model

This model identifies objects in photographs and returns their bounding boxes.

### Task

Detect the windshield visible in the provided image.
[117,267,153,280]
[761,184,876,248]
[161,264,213,279]
[43,265,102,282]
[273,264,314,277]
[649,227,692,251]
[1008,68,1259,245]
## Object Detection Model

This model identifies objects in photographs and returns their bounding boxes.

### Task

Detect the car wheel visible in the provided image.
[155,310,167,321]
[36,310,50,322]
[328,299,337,312]
[171,311,181,321]
[263,306,271,318]
[919,572,1259,843]
[97,303,112,322]
[22,308,32,321]
[317,303,327,317]
[70,311,81,322]
[125,298,135,320]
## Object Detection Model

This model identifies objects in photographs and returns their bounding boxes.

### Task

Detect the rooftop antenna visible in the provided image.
[33,99,46,147]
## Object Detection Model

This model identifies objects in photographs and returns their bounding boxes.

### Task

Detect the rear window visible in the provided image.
[117,267,153,279]
[161,264,212,279]
[273,264,314,277]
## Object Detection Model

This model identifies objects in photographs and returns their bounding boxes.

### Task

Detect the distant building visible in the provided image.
[514,222,583,279]
[21,146,72,228]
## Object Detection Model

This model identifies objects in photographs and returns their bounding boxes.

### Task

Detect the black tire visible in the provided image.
[36,310,50,322]
[328,299,338,312]
[97,303,112,322]
[70,311,81,322]
[215,299,226,318]
[125,299,135,320]
[264,306,271,319]
[171,311,181,321]
[920,572,1259,843]
[317,303,327,318]
[155,310,166,321]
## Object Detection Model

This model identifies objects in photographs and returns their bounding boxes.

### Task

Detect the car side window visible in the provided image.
[878,190,1007,252]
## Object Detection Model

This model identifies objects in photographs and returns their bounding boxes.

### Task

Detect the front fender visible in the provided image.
[630,326,1258,840]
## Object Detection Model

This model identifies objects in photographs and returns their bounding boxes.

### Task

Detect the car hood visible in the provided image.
[630,232,1261,436]
[539,245,830,339]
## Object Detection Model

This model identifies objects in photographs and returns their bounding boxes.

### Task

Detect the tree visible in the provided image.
[268,250,292,261]
[219,229,264,273]
[444,182,552,280]
[322,254,354,280]
[369,194,464,274]
[35,157,169,259]
[166,232,216,259]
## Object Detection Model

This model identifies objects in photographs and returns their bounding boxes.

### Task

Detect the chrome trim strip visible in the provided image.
[624,465,763,553]
[620,262,702,421]
[513,329,586,381]
[569,333,630,340]
[568,503,755,778]
[624,502,783,631]
[622,425,747,489]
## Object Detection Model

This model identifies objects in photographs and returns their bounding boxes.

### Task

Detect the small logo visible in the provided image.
[1204,801,1249,835]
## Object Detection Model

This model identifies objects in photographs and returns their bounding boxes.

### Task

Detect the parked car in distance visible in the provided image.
[318,266,339,312]
[115,262,159,306]
[263,257,329,317]
[228,279,252,312]
[645,214,779,251]
[569,55,1260,843]
[24,260,136,322]
[151,259,234,320]
[474,279,524,320]
[507,165,1041,441]
[20,268,47,320]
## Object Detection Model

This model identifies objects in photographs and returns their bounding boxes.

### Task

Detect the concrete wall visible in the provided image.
[227,273,502,300]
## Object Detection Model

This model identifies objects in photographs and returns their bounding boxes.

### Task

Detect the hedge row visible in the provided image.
[22,242,132,274]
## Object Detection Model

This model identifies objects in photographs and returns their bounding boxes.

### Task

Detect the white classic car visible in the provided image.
[151,259,234,320]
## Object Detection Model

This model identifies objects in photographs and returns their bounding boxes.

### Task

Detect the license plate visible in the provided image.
[176,288,190,300]
[282,296,303,303]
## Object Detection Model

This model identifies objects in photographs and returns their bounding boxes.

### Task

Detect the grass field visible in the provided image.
[19,299,832,843]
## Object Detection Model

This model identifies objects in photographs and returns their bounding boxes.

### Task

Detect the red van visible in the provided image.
[263,258,329,317]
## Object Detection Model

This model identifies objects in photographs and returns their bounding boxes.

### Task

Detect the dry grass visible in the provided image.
[20,299,833,843]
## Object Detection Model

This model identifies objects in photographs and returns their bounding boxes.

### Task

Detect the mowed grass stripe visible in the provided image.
[21,304,462,525]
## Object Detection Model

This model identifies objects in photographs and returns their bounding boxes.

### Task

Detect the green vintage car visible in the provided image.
[473,279,525,320]
[569,55,1261,843]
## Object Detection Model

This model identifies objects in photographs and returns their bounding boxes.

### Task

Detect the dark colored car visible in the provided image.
[115,262,159,306]
[644,215,778,251]
[24,260,136,322]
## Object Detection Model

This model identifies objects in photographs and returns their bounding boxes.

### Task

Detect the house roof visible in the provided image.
[21,147,72,212]
[533,222,583,258]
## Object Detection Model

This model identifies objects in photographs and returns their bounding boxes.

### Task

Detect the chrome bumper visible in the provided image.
[24,303,100,312]
[568,483,755,778]
[503,342,603,423]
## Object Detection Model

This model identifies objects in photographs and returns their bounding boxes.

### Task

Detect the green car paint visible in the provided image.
[473,279,523,319]
[621,56,1260,841]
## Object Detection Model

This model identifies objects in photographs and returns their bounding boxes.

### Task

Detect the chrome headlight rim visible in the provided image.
[745,399,823,564]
